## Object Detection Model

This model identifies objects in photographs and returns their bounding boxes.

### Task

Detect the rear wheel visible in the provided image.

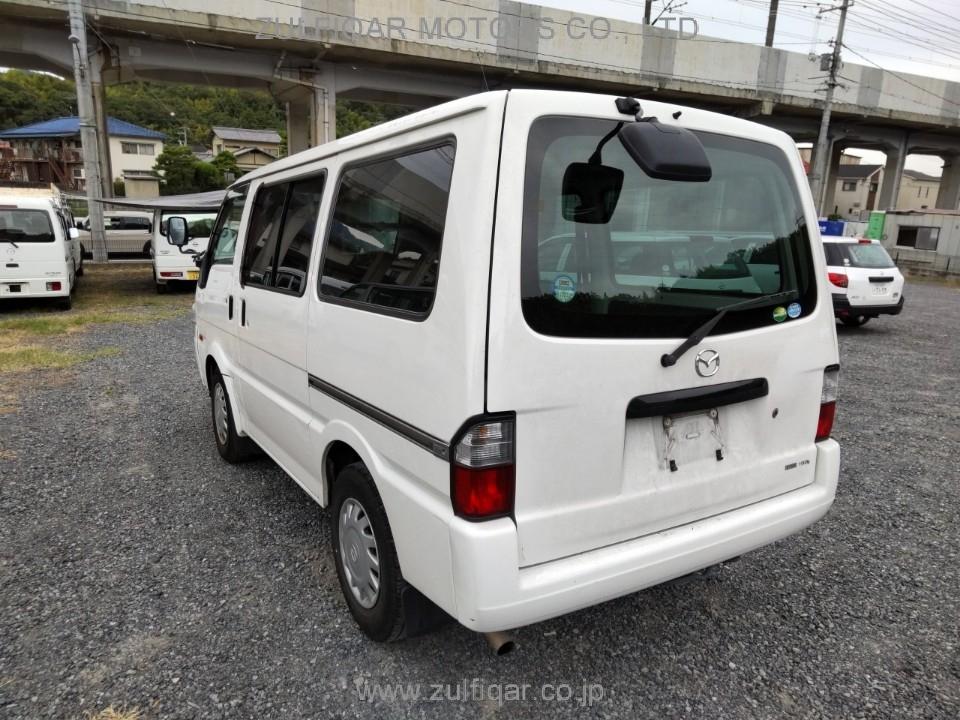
[153,269,168,294]
[841,315,870,327]
[209,370,259,462]
[330,462,447,642]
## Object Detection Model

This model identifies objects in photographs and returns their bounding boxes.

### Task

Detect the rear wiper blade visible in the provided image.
[0,238,18,248]
[660,290,798,368]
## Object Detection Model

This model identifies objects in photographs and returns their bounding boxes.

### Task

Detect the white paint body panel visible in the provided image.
[194,90,841,633]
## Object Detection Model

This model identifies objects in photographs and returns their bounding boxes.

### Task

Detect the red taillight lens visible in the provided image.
[828,272,848,288]
[816,402,836,442]
[858,238,872,244]
[159,271,183,278]
[452,465,515,519]
[816,365,840,441]
[46,281,62,291]
[450,416,515,521]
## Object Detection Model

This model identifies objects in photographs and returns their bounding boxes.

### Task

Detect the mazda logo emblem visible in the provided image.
[695,349,720,377]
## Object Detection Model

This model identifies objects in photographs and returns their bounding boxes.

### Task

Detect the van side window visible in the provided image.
[319,143,456,317]
[208,187,248,265]
[240,174,325,295]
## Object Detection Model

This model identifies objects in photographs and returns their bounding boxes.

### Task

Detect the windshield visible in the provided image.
[0,209,55,243]
[161,212,217,241]
[521,117,817,339]
[824,241,895,269]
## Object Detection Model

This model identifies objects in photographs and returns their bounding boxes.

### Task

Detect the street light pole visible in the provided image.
[809,0,851,216]
[67,0,108,263]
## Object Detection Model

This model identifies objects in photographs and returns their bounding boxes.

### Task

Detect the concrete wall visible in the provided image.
[897,177,939,212]
[109,136,163,181]
[882,212,960,265]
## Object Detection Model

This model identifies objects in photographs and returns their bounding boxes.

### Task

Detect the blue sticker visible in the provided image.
[553,275,576,303]
[787,302,802,319]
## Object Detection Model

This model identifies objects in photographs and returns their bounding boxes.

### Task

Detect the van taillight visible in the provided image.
[828,272,848,288]
[816,365,839,442]
[450,416,515,521]
[46,281,61,291]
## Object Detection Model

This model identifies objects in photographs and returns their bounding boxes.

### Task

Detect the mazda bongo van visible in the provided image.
[193,90,841,645]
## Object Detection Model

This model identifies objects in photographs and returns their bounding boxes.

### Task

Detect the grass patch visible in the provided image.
[0,346,121,373]
[84,706,143,720]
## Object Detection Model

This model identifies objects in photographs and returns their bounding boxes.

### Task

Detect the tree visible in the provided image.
[154,145,200,195]
[210,150,241,181]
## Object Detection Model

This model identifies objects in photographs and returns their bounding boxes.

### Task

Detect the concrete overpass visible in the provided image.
[1,0,959,208]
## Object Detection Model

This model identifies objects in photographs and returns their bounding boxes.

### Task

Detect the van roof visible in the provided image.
[235,89,794,187]
[0,195,59,211]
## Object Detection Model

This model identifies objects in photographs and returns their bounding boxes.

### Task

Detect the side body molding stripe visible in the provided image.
[308,374,450,459]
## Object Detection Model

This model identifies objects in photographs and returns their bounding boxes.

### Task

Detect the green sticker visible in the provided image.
[772,306,788,323]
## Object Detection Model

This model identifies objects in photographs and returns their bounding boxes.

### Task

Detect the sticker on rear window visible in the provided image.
[787,302,802,319]
[772,306,787,323]
[553,275,576,303]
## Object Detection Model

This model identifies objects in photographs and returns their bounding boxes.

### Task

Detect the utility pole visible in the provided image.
[644,0,654,24]
[67,0,108,263]
[765,0,780,47]
[809,0,851,216]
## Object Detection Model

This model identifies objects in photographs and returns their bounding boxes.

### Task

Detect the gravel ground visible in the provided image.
[1,281,958,720]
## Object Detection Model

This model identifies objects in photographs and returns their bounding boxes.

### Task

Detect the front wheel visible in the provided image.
[330,463,446,642]
[841,315,870,327]
[209,371,259,463]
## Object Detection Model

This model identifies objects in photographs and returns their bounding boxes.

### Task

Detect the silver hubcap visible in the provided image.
[338,498,381,608]
[213,383,229,446]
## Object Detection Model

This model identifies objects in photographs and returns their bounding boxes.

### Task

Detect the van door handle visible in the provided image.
[228,295,233,320]
[241,299,246,327]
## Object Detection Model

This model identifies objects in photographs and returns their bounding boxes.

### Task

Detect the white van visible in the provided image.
[193,91,841,646]
[1,190,82,310]
[823,236,905,326]
[152,210,217,292]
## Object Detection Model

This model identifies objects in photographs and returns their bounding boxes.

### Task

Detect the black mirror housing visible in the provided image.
[166,216,190,246]
[618,120,712,182]
[561,162,624,224]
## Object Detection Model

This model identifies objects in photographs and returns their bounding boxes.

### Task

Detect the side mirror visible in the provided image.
[618,120,712,182]
[167,216,190,247]
[75,220,83,229]
[561,162,624,224]
[68,227,79,240]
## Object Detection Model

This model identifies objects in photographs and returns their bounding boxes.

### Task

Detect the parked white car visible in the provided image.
[0,190,82,310]
[823,236,905,326]
[152,211,216,292]
[193,90,841,647]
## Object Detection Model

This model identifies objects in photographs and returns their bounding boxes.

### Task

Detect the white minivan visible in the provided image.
[152,211,217,292]
[193,91,841,647]
[1,190,82,310]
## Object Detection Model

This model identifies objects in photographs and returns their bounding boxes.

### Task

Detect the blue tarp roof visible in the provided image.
[0,117,166,140]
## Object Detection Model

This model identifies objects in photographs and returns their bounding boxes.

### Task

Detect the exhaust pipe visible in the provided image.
[484,631,517,656]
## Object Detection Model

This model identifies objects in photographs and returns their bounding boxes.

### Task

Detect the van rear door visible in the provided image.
[486,93,838,568]
[0,205,66,286]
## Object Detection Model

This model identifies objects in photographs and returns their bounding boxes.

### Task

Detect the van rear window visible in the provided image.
[521,117,817,339]
[0,209,55,243]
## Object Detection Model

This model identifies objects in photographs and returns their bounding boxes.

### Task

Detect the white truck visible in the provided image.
[0,186,82,310]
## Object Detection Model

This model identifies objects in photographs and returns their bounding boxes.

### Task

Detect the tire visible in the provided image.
[841,315,870,327]
[57,293,72,311]
[153,269,168,294]
[330,462,447,642]
[76,260,84,277]
[209,370,259,463]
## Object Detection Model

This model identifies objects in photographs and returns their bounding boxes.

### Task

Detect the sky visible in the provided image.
[541,0,960,175]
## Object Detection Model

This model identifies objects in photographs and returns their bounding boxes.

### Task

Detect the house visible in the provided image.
[0,116,164,192]
[897,169,941,212]
[210,126,282,172]
[832,163,883,221]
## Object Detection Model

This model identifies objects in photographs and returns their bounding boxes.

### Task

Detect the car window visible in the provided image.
[241,183,287,288]
[208,187,247,265]
[0,209,55,243]
[521,118,816,339]
[318,143,456,317]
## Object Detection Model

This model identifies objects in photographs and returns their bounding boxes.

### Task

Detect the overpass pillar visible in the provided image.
[282,69,336,154]
[820,142,843,217]
[878,135,907,210]
[936,154,960,210]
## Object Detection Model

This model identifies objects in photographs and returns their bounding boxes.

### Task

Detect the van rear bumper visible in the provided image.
[448,440,839,632]
[0,277,69,298]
